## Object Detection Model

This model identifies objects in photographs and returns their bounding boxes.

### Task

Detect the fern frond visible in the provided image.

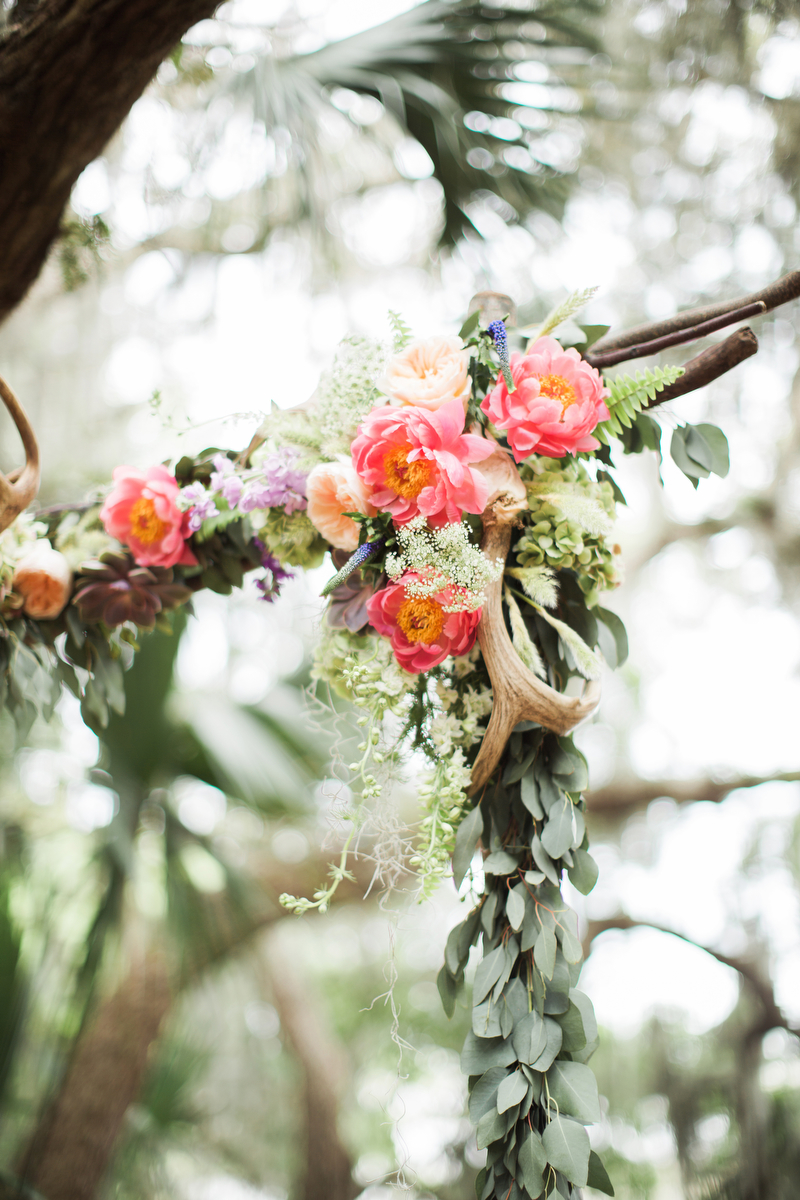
[388,310,413,352]
[595,365,685,443]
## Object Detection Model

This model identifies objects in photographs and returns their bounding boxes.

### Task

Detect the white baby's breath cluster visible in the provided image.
[412,666,493,895]
[385,516,502,612]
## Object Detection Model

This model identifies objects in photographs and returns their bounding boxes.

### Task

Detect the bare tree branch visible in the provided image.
[590,269,800,356]
[586,302,765,369]
[0,0,220,324]
[585,770,800,819]
[584,916,798,1038]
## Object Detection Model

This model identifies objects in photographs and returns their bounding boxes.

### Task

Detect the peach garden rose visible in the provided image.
[382,335,471,412]
[481,335,610,461]
[305,459,376,551]
[12,543,72,619]
[100,465,197,569]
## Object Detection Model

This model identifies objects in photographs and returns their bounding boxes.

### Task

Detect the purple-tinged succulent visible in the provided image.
[73,552,192,629]
[326,549,384,634]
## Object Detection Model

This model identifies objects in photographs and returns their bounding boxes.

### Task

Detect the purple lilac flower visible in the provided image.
[180,482,219,533]
[219,474,244,507]
[210,453,235,492]
[240,448,307,514]
[253,538,293,602]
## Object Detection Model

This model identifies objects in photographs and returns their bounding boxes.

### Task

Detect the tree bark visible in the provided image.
[0,0,220,324]
[265,935,356,1200]
[585,769,800,819]
[23,956,172,1200]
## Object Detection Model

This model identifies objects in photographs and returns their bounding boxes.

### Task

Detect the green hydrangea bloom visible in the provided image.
[258,508,327,569]
[514,458,621,607]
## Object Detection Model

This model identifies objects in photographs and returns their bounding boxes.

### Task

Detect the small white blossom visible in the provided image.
[386,516,502,612]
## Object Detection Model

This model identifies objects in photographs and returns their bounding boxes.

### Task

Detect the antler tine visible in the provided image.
[0,374,41,533]
[468,505,601,797]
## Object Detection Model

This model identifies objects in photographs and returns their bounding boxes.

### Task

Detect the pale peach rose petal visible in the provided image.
[382,335,471,412]
[306,461,376,551]
[13,544,73,619]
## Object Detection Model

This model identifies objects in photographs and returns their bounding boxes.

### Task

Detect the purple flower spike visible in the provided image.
[321,539,384,597]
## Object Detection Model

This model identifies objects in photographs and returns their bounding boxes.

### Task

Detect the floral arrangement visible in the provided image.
[0,289,744,1200]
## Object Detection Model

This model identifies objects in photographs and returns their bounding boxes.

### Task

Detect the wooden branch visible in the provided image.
[584,916,797,1038]
[0,0,220,324]
[644,326,759,406]
[586,769,800,819]
[585,302,766,369]
[590,269,800,357]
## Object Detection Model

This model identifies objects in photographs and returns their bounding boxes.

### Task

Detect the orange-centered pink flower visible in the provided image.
[366,574,480,673]
[481,336,610,461]
[351,397,494,526]
[100,465,197,569]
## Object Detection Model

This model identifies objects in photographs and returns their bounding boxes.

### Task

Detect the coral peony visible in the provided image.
[366,574,480,673]
[100,465,197,569]
[481,336,610,461]
[351,397,494,527]
[13,543,72,619]
[305,459,376,551]
[382,335,471,412]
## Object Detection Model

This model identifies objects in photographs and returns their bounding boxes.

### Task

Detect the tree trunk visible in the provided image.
[22,957,171,1200]
[0,0,219,324]
[265,935,356,1200]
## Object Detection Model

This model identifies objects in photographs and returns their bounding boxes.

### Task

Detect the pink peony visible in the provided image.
[306,459,376,551]
[481,336,610,461]
[366,574,480,673]
[100,465,197,569]
[351,397,494,527]
[381,335,471,412]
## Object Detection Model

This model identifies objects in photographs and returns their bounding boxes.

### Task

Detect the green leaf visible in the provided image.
[484,850,522,875]
[517,1126,547,1198]
[567,849,599,895]
[595,365,683,444]
[530,1017,562,1072]
[587,1151,615,1196]
[476,1105,507,1150]
[556,1001,587,1053]
[531,837,559,887]
[469,1067,510,1123]
[579,324,610,349]
[507,887,526,932]
[521,774,544,819]
[460,310,481,339]
[546,1061,601,1123]
[473,997,504,1039]
[541,1116,591,1187]
[461,1032,516,1075]
[474,946,507,1005]
[497,1070,528,1113]
[570,990,599,1045]
[511,1009,548,1065]
[695,424,734,475]
[534,926,557,979]
[437,965,458,1018]
[551,739,589,793]
[671,425,709,484]
[541,796,578,860]
[595,608,628,668]
[453,803,483,888]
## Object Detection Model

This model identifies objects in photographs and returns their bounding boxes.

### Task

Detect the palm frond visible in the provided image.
[222,0,604,246]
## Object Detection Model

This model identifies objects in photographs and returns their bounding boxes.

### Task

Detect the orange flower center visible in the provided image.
[396,595,446,645]
[539,373,577,417]
[129,496,169,546]
[383,443,435,499]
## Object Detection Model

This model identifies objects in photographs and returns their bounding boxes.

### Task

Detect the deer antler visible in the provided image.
[0,375,40,533]
[468,503,601,796]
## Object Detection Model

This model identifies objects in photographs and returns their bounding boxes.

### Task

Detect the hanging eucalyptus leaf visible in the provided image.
[541,1116,591,1187]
